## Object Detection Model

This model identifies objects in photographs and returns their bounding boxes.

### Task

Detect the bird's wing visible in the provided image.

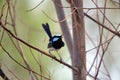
[42,23,52,39]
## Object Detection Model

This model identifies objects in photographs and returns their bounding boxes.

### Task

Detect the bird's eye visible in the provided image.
[53,37,59,42]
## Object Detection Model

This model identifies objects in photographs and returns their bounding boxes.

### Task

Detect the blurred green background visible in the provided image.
[0,0,71,80]
[0,0,120,80]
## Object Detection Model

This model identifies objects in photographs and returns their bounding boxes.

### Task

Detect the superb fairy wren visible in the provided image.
[42,23,65,51]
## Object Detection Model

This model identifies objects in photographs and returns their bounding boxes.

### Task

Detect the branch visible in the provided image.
[0,43,50,80]
[68,0,86,80]
[84,13,120,37]
[53,0,73,56]
[0,68,9,80]
[0,21,78,72]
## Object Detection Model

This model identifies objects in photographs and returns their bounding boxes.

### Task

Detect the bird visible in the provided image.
[42,23,64,59]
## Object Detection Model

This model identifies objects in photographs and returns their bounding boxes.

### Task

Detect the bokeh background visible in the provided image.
[0,0,120,80]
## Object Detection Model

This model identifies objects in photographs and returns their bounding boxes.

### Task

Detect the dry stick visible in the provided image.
[91,0,117,32]
[102,60,112,80]
[54,1,119,80]
[93,1,107,79]
[88,0,117,80]
[26,0,44,12]
[0,43,50,80]
[7,0,36,79]
[84,1,119,78]
[95,36,114,80]
[95,1,108,79]
[95,16,115,80]
[53,0,120,9]
[0,22,78,72]
[60,6,120,9]
[29,47,42,80]
[4,64,22,80]
[84,5,117,80]
[84,13,120,37]
[0,68,9,80]
[66,0,86,80]
[54,1,119,79]
[53,0,73,56]
[88,0,106,76]
[53,0,120,37]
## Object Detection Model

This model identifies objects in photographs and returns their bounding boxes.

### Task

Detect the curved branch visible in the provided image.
[0,68,9,80]
[0,21,78,72]
[84,13,120,37]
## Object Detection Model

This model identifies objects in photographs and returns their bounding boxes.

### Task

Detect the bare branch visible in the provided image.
[0,21,78,72]
[26,0,45,12]
[84,13,120,37]
[0,68,9,80]
[53,0,73,56]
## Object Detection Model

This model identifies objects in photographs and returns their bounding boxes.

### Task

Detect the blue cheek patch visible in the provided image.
[54,34,61,36]
[53,37,59,42]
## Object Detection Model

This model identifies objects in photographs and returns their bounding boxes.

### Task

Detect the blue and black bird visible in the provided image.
[42,23,64,51]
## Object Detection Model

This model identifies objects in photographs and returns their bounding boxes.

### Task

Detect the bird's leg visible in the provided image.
[49,50,62,61]
[49,50,56,59]
[56,50,62,61]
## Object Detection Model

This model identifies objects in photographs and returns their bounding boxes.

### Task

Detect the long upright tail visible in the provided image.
[42,23,52,39]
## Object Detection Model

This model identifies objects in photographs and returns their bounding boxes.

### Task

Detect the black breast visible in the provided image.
[51,36,64,49]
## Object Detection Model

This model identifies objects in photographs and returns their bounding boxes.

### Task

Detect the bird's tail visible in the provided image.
[42,23,52,39]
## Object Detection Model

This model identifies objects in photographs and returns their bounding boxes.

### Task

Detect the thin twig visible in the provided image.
[53,0,73,56]
[0,43,50,80]
[26,0,44,12]
[3,64,22,80]
[0,68,9,80]
[0,21,78,72]
[84,13,120,37]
